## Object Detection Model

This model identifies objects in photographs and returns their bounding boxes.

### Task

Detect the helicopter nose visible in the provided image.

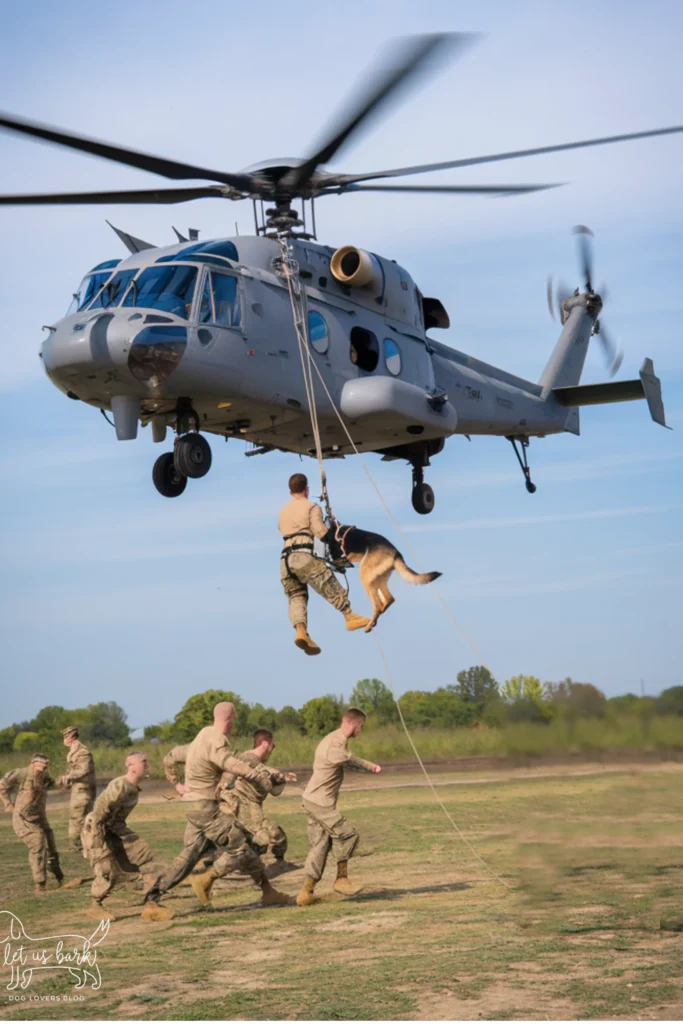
[42,312,126,381]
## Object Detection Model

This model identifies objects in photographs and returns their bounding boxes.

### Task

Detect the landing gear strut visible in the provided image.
[410,457,435,515]
[507,436,537,494]
[152,401,213,498]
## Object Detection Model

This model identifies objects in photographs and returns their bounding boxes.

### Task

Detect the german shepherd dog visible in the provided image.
[328,524,442,632]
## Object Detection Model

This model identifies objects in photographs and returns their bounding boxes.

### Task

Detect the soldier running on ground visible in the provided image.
[218,728,297,871]
[157,702,290,908]
[279,473,369,656]
[296,707,381,907]
[82,751,171,922]
[57,726,96,851]
[0,753,64,893]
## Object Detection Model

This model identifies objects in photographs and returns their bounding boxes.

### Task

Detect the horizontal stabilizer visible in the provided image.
[553,358,669,428]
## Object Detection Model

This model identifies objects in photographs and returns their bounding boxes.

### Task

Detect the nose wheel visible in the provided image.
[152,453,187,498]
[152,402,213,497]
[410,461,435,515]
[507,436,537,494]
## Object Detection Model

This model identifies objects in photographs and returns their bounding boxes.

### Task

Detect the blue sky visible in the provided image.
[1,0,682,732]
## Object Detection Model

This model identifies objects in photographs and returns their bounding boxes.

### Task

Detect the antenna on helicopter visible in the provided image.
[106,220,155,254]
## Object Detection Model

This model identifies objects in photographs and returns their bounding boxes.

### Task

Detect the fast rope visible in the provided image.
[279,242,509,888]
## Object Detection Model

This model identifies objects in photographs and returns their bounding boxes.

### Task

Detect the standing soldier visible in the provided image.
[82,751,171,922]
[0,753,64,892]
[218,729,297,871]
[157,702,290,908]
[57,726,96,851]
[279,473,369,655]
[296,708,381,907]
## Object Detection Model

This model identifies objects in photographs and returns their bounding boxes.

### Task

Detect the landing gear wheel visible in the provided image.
[412,482,435,515]
[153,453,187,498]
[174,434,212,479]
[525,481,537,494]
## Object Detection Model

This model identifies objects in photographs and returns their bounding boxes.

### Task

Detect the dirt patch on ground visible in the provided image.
[417,982,577,1021]
[316,911,410,934]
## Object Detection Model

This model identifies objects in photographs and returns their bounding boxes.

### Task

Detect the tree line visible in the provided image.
[3,670,683,754]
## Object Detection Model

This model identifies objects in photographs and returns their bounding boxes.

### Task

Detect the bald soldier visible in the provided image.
[157,702,290,907]
[82,751,171,922]
[0,753,64,892]
[279,473,369,656]
[57,726,96,851]
[218,729,297,869]
[297,708,381,907]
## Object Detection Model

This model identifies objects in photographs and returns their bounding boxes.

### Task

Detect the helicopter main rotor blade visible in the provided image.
[0,186,226,206]
[324,182,562,195]
[0,112,255,190]
[283,32,473,193]
[330,124,683,186]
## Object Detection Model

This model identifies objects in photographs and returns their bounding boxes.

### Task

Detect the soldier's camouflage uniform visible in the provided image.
[278,496,350,628]
[83,775,162,906]
[0,767,61,886]
[219,750,288,863]
[301,728,375,882]
[58,739,96,849]
[158,727,276,893]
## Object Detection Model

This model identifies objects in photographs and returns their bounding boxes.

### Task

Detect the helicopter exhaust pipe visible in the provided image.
[330,246,383,292]
[110,395,140,441]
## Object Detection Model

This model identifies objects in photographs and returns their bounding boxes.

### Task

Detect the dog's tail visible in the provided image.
[394,555,442,586]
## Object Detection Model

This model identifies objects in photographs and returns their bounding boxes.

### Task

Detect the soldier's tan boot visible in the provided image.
[191,867,220,906]
[294,624,321,656]
[295,875,318,907]
[333,860,363,897]
[344,611,370,632]
[140,901,175,922]
[87,902,116,922]
[260,881,291,907]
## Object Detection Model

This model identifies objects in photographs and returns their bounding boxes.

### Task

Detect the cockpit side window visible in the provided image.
[67,271,112,314]
[211,272,241,328]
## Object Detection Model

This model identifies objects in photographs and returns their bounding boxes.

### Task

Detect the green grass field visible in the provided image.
[1,764,682,1020]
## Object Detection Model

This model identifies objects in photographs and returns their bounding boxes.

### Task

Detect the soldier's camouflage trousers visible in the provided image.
[159,801,264,892]
[220,791,288,862]
[301,798,360,882]
[87,825,162,904]
[69,783,95,847]
[280,551,350,628]
[13,814,60,885]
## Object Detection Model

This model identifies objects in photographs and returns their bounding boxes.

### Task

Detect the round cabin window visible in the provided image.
[384,338,402,376]
[308,311,329,354]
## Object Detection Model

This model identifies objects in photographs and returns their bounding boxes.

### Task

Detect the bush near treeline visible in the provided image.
[1,673,682,774]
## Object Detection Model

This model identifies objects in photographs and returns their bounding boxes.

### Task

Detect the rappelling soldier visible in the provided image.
[279,473,368,655]
[57,725,96,851]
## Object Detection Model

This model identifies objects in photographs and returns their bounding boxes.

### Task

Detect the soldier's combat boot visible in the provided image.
[51,856,65,887]
[87,901,116,922]
[295,875,318,907]
[344,611,370,632]
[191,866,220,906]
[140,901,175,922]
[333,860,363,897]
[294,624,321,656]
[260,880,291,907]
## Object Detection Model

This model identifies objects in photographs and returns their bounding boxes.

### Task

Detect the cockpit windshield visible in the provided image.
[67,270,112,315]
[88,269,138,310]
[121,265,197,319]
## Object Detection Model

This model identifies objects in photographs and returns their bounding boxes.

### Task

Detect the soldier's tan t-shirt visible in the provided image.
[302,728,376,809]
[163,744,190,786]
[183,726,269,802]
[278,497,328,549]
[221,750,286,807]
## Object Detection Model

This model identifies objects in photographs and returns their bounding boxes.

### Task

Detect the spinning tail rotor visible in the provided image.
[547,225,623,377]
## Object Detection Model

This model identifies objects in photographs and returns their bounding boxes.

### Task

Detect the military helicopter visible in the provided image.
[0,34,675,514]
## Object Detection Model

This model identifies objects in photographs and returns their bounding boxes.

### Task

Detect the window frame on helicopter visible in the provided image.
[197,267,243,331]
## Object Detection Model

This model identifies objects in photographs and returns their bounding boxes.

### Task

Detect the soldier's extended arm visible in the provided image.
[214,751,273,794]
[309,503,329,541]
[328,738,378,773]
[163,744,189,786]
[60,748,93,787]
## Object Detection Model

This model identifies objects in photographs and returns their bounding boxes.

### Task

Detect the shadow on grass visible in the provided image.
[355,881,471,902]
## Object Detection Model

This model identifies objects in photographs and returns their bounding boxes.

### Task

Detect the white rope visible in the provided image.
[280,251,511,889]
